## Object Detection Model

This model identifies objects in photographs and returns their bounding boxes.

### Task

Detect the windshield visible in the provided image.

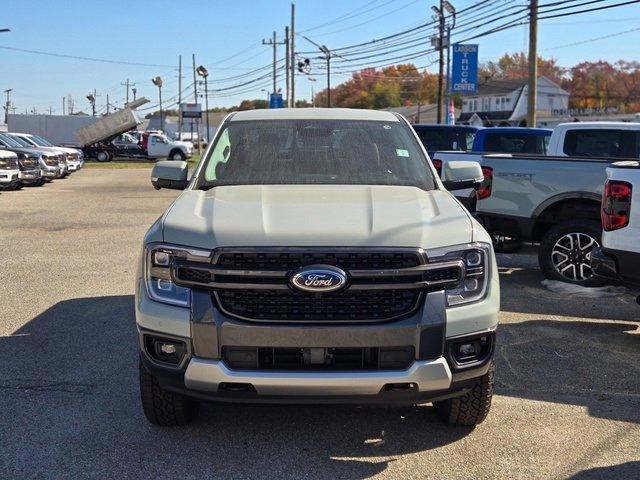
[7,134,34,148]
[0,133,24,148]
[32,135,54,147]
[199,119,435,190]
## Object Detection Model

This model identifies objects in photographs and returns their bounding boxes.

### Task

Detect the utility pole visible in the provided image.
[192,53,200,154]
[527,0,538,127]
[196,66,209,143]
[319,46,332,107]
[263,31,287,96]
[178,55,182,138]
[290,3,296,108]
[285,26,290,107]
[106,94,110,114]
[3,88,12,124]
[442,1,456,124]
[62,96,66,115]
[121,79,136,105]
[49,106,53,115]
[433,2,446,124]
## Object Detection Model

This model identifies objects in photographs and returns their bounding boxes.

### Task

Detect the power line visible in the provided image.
[0,45,176,67]
[542,25,640,50]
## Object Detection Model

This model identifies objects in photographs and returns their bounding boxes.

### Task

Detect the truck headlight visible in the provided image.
[427,242,491,307]
[144,244,210,307]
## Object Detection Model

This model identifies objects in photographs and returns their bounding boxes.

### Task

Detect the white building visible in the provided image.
[458,76,570,126]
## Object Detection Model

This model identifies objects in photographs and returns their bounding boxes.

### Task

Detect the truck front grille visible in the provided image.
[217,288,421,322]
[215,250,421,271]
[171,248,464,324]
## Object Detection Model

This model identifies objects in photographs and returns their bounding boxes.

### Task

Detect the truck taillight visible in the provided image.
[602,180,632,231]
[476,166,493,200]
[432,159,442,177]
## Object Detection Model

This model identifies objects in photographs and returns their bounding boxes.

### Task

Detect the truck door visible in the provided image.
[147,135,170,158]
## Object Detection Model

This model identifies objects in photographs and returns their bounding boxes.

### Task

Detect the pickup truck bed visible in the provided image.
[434,150,619,286]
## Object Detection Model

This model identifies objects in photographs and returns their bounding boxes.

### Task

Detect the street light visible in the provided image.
[196,65,210,143]
[151,76,163,131]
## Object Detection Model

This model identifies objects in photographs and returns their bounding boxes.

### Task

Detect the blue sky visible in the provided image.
[2,0,640,114]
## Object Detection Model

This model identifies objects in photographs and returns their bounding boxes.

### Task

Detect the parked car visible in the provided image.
[412,124,480,158]
[434,121,640,286]
[8,133,78,173]
[0,132,46,186]
[0,150,21,190]
[592,161,640,290]
[138,108,499,427]
[12,133,84,171]
[6,133,69,178]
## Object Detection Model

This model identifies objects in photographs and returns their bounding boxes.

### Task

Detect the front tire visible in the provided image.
[434,362,494,426]
[169,150,186,161]
[96,150,110,162]
[538,219,604,286]
[139,360,200,427]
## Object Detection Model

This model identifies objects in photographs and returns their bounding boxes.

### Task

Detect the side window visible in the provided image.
[204,128,231,181]
[563,129,630,158]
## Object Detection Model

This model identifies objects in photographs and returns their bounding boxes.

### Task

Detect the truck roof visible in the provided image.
[412,124,480,131]
[229,108,400,122]
[478,127,552,135]
[555,121,640,130]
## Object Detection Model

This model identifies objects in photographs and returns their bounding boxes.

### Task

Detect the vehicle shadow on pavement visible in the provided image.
[0,295,470,479]
[569,461,640,479]
[1,294,639,478]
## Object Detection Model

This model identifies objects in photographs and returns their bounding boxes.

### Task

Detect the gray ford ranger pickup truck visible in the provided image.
[137,108,500,427]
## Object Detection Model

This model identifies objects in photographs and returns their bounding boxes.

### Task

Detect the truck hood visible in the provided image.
[161,185,473,250]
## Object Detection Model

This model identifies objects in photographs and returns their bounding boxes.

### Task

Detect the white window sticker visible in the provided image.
[396,149,409,157]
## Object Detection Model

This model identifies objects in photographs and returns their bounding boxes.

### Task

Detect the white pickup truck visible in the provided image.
[433,122,640,286]
[591,161,640,290]
[0,150,21,190]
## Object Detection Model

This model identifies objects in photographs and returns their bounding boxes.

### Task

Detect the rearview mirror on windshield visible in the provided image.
[151,160,189,190]
[440,160,484,191]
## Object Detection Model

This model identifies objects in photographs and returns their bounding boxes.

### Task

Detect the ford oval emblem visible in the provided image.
[290,265,347,293]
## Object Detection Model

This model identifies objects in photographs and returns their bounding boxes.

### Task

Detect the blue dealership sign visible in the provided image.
[451,44,478,93]
[269,93,284,108]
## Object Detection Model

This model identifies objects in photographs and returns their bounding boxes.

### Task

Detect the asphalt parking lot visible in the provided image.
[1,168,639,480]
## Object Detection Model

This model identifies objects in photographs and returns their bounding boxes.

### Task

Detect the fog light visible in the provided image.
[459,343,477,355]
[160,343,177,355]
[145,336,186,365]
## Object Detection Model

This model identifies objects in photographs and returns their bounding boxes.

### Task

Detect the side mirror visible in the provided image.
[151,160,188,190]
[441,160,484,191]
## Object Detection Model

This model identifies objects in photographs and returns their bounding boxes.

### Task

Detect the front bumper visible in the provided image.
[19,169,42,183]
[0,171,20,186]
[592,246,640,287]
[67,160,81,171]
[41,168,58,179]
[137,280,498,403]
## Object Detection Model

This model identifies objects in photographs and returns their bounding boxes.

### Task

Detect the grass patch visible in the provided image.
[84,154,202,169]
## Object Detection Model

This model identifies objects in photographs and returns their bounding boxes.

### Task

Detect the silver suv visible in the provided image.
[137,108,500,427]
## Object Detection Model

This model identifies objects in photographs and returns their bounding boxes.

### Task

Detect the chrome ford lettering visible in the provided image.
[290,266,347,293]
